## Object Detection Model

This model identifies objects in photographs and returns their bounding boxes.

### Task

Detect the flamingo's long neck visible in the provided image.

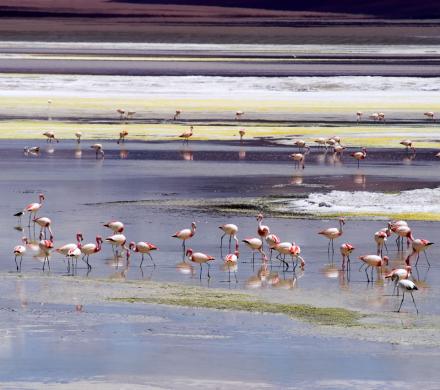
[96,238,102,252]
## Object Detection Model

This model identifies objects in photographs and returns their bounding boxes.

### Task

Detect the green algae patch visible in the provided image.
[111,289,361,327]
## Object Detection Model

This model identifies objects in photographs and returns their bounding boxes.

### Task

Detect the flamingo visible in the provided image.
[395,225,413,250]
[43,131,59,143]
[33,217,54,240]
[290,147,309,169]
[239,129,246,143]
[350,147,367,168]
[179,126,193,144]
[104,220,124,233]
[75,131,82,143]
[223,247,239,283]
[38,239,54,271]
[129,241,158,267]
[374,230,388,256]
[186,248,214,279]
[266,233,281,261]
[326,138,336,151]
[235,111,244,120]
[126,110,136,120]
[356,111,363,122]
[172,221,196,253]
[405,239,434,267]
[80,236,103,270]
[23,193,45,226]
[56,232,83,272]
[293,139,306,151]
[369,113,379,121]
[340,242,355,271]
[105,233,129,258]
[256,213,270,243]
[424,111,434,120]
[396,279,418,314]
[13,237,28,271]
[116,108,125,119]
[314,137,326,149]
[173,109,182,120]
[385,266,412,295]
[91,143,104,159]
[378,112,385,121]
[318,217,345,254]
[219,223,239,250]
[66,247,82,274]
[242,237,267,263]
[334,145,346,155]
[273,242,304,271]
[359,254,389,282]
[117,130,128,144]
[400,139,416,153]
[331,136,341,144]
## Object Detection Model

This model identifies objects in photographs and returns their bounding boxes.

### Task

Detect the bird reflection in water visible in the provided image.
[46,145,55,155]
[176,261,194,276]
[353,174,366,188]
[15,280,28,308]
[119,146,129,159]
[290,175,303,185]
[180,149,193,161]
[238,148,246,160]
[402,153,416,165]
[74,145,82,159]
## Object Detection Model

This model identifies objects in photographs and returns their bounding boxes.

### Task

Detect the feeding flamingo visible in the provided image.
[358,254,389,282]
[33,217,54,240]
[314,137,326,149]
[219,223,239,250]
[129,241,158,267]
[235,111,244,120]
[239,129,246,143]
[396,279,418,314]
[172,221,196,254]
[186,248,215,279]
[318,217,345,254]
[223,247,239,283]
[340,242,355,271]
[43,131,59,143]
[75,131,82,143]
[23,193,45,226]
[80,236,103,270]
[66,247,82,274]
[273,242,305,271]
[39,239,54,271]
[394,224,413,250]
[424,111,435,120]
[350,147,367,168]
[405,239,434,267]
[385,266,412,295]
[374,230,388,256]
[56,233,83,272]
[356,111,363,122]
[290,147,309,169]
[400,139,416,153]
[117,130,128,144]
[104,220,124,233]
[91,143,104,159]
[179,126,193,144]
[116,108,125,119]
[242,238,267,263]
[105,233,129,259]
[13,237,28,272]
[173,109,182,120]
[293,139,306,151]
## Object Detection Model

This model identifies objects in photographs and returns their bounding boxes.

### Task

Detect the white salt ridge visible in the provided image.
[283,187,440,215]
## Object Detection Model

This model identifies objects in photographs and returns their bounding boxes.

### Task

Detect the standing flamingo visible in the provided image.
[385,266,412,295]
[129,241,158,267]
[33,217,54,240]
[75,131,82,144]
[80,236,103,270]
[56,232,83,272]
[117,108,126,119]
[172,222,196,254]
[43,131,59,143]
[104,220,124,233]
[235,111,244,120]
[273,242,304,271]
[239,129,246,143]
[356,111,363,122]
[350,147,367,168]
[318,217,345,254]
[395,224,413,250]
[219,223,239,250]
[186,248,215,279]
[39,239,54,271]
[117,130,128,144]
[396,279,418,314]
[173,109,182,120]
[179,126,193,144]
[105,233,129,258]
[242,238,267,263]
[293,139,306,151]
[266,233,281,261]
[290,147,309,169]
[405,239,434,267]
[24,193,45,226]
[223,246,239,283]
[256,213,270,244]
[400,139,416,153]
[358,254,389,282]
[13,237,28,271]
[340,242,355,271]
[314,138,326,149]
[91,143,104,159]
[424,111,435,120]
[374,230,388,256]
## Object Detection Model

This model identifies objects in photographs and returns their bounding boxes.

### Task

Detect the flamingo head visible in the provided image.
[39,193,45,202]
[382,256,389,266]
[129,241,136,250]
[21,236,28,244]
[96,236,103,243]
[256,213,263,221]
[185,248,193,257]
[76,232,83,242]
[191,222,197,230]
[339,217,346,225]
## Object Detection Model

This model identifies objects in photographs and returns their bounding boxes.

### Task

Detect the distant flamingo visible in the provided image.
[242,237,267,263]
[405,239,434,267]
[39,239,54,271]
[173,109,182,120]
[424,111,435,120]
[239,129,246,143]
[13,237,28,271]
[43,131,59,143]
[105,233,129,258]
[56,232,83,272]
[331,136,341,144]
[396,279,418,314]
[326,138,336,151]
[293,139,306,151]
[266,233,281,260]
[91,143,104,159]
[340,242,355,271]
[334,145,346,155]
[374,230,388,256]
[66,247,82,273]
[314,137,326,149]
[129,241,158,267]
[358,254,389,282]
[273,242,304,271]
[34,217,53,240]
[219,223,239,250]
[126,110,136,120]
[350,147,367,167]
[400,139,416,153]
[318,217,345,254]
[117,130,128,144]
[75,131,82,143]
[356,111,363,122]
[104,220,124,233]
[369,113,379,121]
[186,248,215,279]
[385,266,412,295]
[24,193,45,226]
[223,247,239,283]
[290,146,309,169]
[80,236,103,269]
[378,112,385,121]
[235,111,244,120]
[179,126,193,144]
[116,108,125,119]
[172,221,196,253]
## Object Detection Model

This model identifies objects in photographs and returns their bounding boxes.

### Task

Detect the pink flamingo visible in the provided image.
[266,233,281,261]
[424,111,435,120]
[91,144,104,159]
[273,242,305,271]
[33,217,54,240]
[105,233,129,259]
[43,131,59,143]
[117,130,128,144]
[23,193,45,226]
[104,221,124,233]
[405,239,434,267]
[350,147,367,168]
[185,248,215,279]
[385,266,412,295]
[374,230,388,256]
[242,238,267,263]
[235,111,244,120]
[219,223,239,250]
[80,236,103,270]
[318,217,345,254]
[293,139,306,151]
[359,254,389,282]
[223,246,239,283]
[173,109,182,120]
[39,239,54,271]
[394,224,413,250]
[172,221,196,254]
[56,232,83,272]
[290,147,309,169]
[256,213,270,243]
[356,111,363,122]
[129,241,158,267]
[13,237,28,271]
[340,242,355,271]
[179,126,193,144]
[400,139,416,153]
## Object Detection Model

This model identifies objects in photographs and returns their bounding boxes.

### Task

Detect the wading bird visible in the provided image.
[356,111,363,122]
[13,237,28,271]
[424,111,435,120]
[266,233,281,261]
[350,147,367,167]
[129,241,158,267]
[385,266,412,295]
[104,220,124,233]
[374,230,388,256]
[173,109,182,120]
[117,130,128,144]
[293,139,306,151]
[396,279,418,314]
[80,236,103,270]
[359,254,389,282]
[235,111,244,120]
[43,131,59,143]
[186,248,214,279]
[172,222,196,253]
[219,223,239,250]
[256,213,270,243]
[91,144,104,159]
[75,131,82,143]
[105,233,129,258]
[242,237,267,263]
[273,242,304,271]
[179,126,193,144]
[340,242,355,271]
[39,239,54,271]
[290,147,309,169]
[318,217,345,254]
[23,193,45,226]
[56,233,83,271]
[405,239,434,267]
[400,139,416,153]
[239,129,246,143]
[314,137,326,149]
[223,248,239,283]
[117,108,125,119]
[34,217,54,240]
